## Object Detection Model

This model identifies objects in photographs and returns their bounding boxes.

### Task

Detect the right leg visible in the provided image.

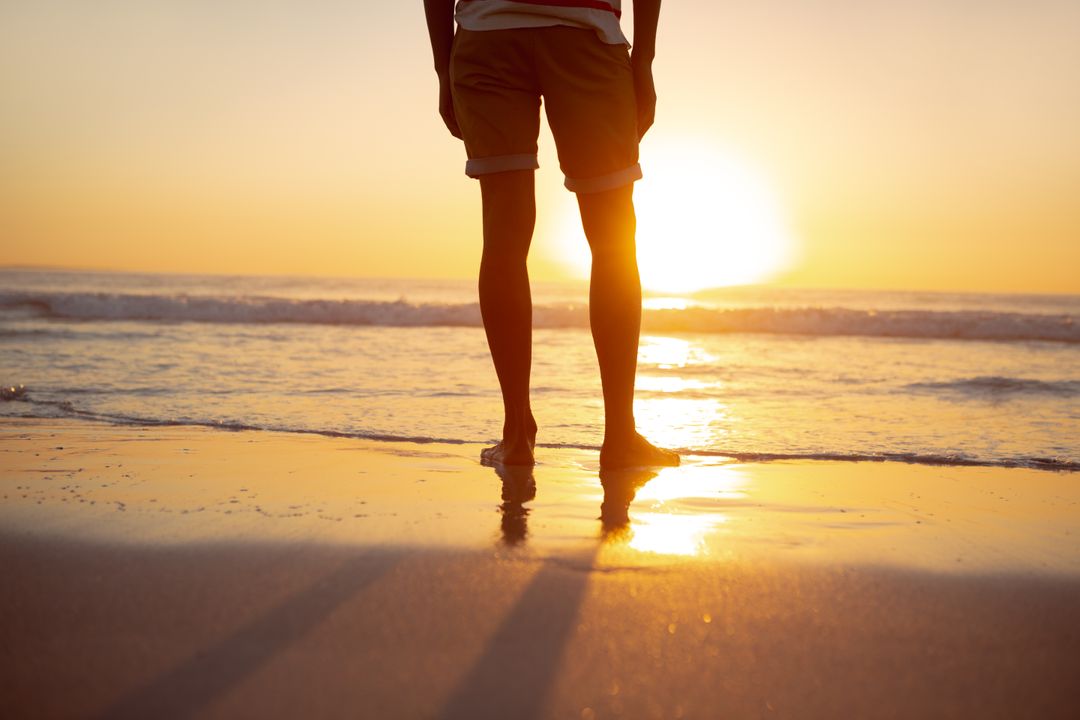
[578,184,679,469]
[534,27,678,468]
[478,169,538,465]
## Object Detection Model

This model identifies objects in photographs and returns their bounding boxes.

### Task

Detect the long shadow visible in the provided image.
[438,464,629,720]
[436,549,597,720]
[98,554,396,720]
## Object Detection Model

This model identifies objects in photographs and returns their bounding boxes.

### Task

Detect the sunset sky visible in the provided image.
[2,1,1078,293]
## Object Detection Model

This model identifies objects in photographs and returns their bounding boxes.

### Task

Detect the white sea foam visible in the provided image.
[7,393,1078,472]
[2,290,1077,343]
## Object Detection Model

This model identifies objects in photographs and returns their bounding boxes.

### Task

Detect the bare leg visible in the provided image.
[577,184,679,468]
[478,170,538,466]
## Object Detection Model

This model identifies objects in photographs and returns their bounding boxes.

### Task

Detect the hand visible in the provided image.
[631,54,656,140]
[438,73,462,140]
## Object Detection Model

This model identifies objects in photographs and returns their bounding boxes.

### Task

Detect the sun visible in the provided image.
[550,140,797,293]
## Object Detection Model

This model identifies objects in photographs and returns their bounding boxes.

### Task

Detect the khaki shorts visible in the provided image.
[450,26,641,194]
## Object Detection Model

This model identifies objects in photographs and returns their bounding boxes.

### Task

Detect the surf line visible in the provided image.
[10,396,1078,473]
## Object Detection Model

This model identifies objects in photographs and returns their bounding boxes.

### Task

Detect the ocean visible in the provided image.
[1,269,1077,471]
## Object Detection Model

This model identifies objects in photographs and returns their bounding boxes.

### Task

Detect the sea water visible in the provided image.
[1,269,1077,470]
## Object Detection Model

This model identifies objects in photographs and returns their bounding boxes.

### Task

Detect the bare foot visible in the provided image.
[600,432,680,469]
[481,413,538,467]
[480,440,535,467]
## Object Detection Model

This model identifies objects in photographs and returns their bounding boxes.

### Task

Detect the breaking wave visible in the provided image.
[2,290,1077,343]
[906,376,1080,398]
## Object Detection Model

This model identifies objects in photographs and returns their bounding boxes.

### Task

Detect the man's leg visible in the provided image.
[478,169,538,466]
[578,184,679,468]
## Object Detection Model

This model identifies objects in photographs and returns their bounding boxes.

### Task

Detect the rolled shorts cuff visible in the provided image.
[564,163,643,193]
[465,153,539,178]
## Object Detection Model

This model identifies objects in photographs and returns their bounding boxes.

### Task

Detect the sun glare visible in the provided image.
[621,465,749,557]
[552,140,797,293]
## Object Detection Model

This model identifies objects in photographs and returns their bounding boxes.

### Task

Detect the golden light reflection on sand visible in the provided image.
[606,465,749,557]
[6,420,1080,576]
[627,512,725,556]
[633,465,748,504]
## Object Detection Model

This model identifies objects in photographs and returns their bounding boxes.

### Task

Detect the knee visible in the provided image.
[480,171,536,258]
[578,185,636,253]
[482,209,534,250]
[481,224,532,265]
[590,242,638,274]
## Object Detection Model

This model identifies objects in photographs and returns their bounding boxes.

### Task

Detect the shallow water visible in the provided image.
[1,269,1077,469]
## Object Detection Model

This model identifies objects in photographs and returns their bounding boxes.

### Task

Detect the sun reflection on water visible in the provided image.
[635,376,711,394]
[634,396,730,452]
[637,336,717,369]
[642,296,694,311]
[634,336,729,450]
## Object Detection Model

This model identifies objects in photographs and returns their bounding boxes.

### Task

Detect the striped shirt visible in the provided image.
[455,0,628,46]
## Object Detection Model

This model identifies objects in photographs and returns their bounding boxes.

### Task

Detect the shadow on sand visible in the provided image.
[437,465,659,719]
[99,554,397,720]
[100,467,662,719]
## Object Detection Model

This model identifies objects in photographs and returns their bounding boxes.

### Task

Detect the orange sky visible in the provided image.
[2,1,1078,293]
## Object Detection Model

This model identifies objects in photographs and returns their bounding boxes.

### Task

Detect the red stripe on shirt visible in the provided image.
[509,0,621,20]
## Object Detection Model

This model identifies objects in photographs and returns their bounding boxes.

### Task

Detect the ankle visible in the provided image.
[503,407,538,439]
[603,423,637,445]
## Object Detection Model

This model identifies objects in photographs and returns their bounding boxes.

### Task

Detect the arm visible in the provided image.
[423,0,461,138]
[631,0,660,139]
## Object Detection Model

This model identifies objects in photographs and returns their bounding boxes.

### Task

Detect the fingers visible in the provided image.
[442,108,462,139]
[631,61,656,140]
[637,109,655,140]
[636,95,656,140]
[438,80,463,139]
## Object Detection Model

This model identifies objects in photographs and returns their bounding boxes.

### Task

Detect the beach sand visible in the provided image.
[1,418,1078,719]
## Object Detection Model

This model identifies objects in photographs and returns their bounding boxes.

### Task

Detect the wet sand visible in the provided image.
[1,418,1078,718]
